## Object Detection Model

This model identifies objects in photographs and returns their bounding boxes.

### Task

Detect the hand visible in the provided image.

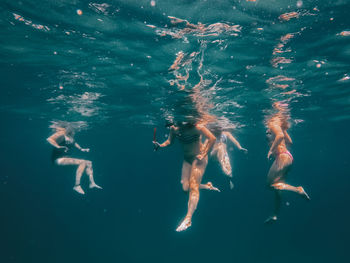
[153,141,161,151]
[267,150,273,160]
[81,148,90,152]
[60,146,69,152]
[240,147,248,154]
[196,153,205,161]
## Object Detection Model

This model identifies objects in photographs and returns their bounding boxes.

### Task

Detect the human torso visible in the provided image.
[267,126,292,161]
[51,134,74,162]
[175,126,201,160]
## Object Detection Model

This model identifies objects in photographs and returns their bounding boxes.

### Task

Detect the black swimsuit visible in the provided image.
[51,138,73,164]
[176,132,200,144]
[176,129,201,164]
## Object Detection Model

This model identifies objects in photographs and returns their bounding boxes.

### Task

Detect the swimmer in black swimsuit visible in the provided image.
[47,126,102,195]
[153,121,218,232]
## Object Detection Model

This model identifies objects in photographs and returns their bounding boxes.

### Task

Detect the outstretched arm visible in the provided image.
[74,142,90,152]
[223,131,247,152]
[154,126,176,148]
[196,124,216,159]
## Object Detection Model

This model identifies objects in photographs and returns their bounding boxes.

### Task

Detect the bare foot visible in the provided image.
[89,183,103,190]
[176,216,192,232]
[298,187,310,200]
[229,180,234,190]
[202,182,221,192]
[73,185,85,195]
[264,215,277,224]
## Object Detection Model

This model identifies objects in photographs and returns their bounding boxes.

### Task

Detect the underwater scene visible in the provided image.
[1,0,350,262]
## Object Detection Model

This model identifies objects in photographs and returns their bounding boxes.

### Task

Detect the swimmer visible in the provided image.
[47,126,102,195]
[209,128,247,177]
[264,102,310,224]
[153,120,218,232]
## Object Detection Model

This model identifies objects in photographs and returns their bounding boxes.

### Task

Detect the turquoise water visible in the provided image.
[1,0,350,262]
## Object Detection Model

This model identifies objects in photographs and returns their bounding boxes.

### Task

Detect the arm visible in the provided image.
[223,131,247,152]
[283,130,292,145]
[267,124,284,159]
[196,124,216,159]
[47,131,65,149]
[74,142,90,152]
[201,138,209,153]
[154,126,176,148]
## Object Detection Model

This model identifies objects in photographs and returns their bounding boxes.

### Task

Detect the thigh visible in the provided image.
[216,144,226,159]
[267,157,291,185]
[56,157,85,166]
[181,161,192,184]
[190,156,208,185]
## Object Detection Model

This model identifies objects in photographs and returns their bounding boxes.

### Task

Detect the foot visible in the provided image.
[229,180,234,190]
[204,182,221,192]
[89,183,103,190]
[73,185,85,195]
[264,215,277,224]
[176,216,192,232]
[298,187,310,200]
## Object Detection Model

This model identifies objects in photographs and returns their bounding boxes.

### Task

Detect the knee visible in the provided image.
[85,160,92,167]
[189,182,199,193]
[181,180,189,191]
[272,183,285,190]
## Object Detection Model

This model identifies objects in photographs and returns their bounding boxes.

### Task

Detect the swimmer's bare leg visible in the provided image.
[177,158,207,232]
[272,183,310,200]
[56,158,86,194]
[181,161,191,192]
[265,190,281,224]
[200,182,220,192]
[85,160,102,190]
[265,161,285,223]
[217,144,232,177]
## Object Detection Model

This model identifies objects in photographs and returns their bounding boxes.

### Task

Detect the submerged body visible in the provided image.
[210,131,247,177]
[47,127,102,195]
[154,122,218,232]
[265,103,310,223]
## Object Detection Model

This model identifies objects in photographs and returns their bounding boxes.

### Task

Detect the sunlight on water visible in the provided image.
[0,0,349,126]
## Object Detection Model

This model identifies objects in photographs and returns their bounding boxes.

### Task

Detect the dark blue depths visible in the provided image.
[1,114,349,263]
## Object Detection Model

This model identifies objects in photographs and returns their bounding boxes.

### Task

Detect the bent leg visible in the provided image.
[85,160,102,190]
[265,158,288,222]
[269,155,309,199]
[176,157,208,232]
[272,183,310,200]
[56,157,86,194]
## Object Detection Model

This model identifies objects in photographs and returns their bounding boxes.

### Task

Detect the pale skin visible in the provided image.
[154,123,217,232]
[265,109,310,223]
[210,131,248,177]
[47,128,102,195]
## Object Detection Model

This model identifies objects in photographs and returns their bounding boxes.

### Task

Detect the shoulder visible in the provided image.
[50,130,65,138]
[170,125,178,132]
[195,123,205,130]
